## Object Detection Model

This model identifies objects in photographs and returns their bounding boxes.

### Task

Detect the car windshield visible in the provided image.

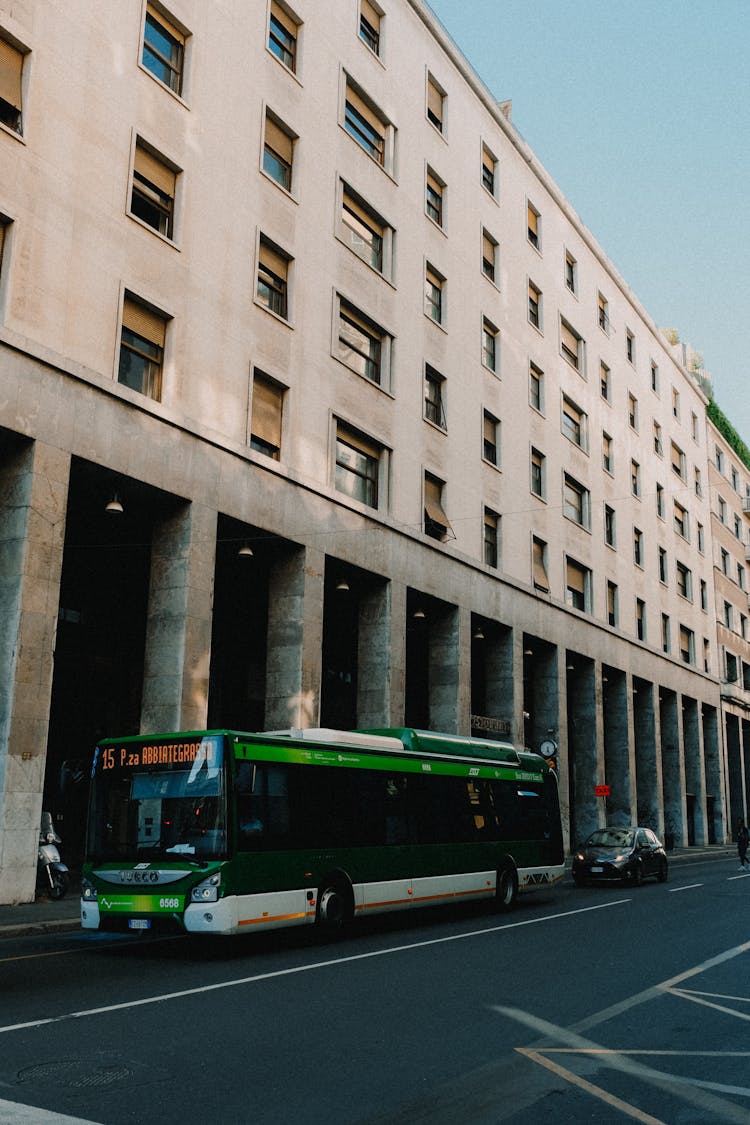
[585,828,634,849]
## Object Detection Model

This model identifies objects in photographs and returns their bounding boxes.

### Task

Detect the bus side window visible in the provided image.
[236,760,265,848]
[384,775,408,844]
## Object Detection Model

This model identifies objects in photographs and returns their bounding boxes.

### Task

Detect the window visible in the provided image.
[530,448,545,499]
[335,423,381,508]
[600,360,611,402]
[344,82,391,170]
[633,527,643,567]
[482,318,498,373]
[607,581,618,626]
[142,4,185,94]
[118,295,166,400]
[481,143,497,196]
[671,440,686,481]
[604,505,616,548]
[651,361,659,394]
[726,650,738,682]
[566,558,590,612]
[721,547,730,576]
[483,411,499,466]
[424,365,446,428]
[602,432,613,474]
[653,421,663,456]
[656,483,665,520]
[359,1,381,54]
[658,546,668,583]
[482,229,498,283]
[425,168,444,226]
[0,34,24,134]
[484,508,499,568]
[425,264,444,324]
[724,601,733,630]
[339,184,388,275]
[532,537,549,592]
[673,500,689,540]
[732,465,740,492]
[528,280,541,330]
[563,474,589,529]
[697,522,704,552]
[628,392,638,430]
[592,293,609,337]
[263,111,295,192]
[268,1,298,72]
[250,370,284,459]
[693,412,700,443]
[529,361,544,412]
[257,236,290,320]
[424,472,452,541]
[672,387,680,420]
[631,459,641,497]
[718,495,727,524]
[426,74,445,132]
[715,446,724,473]
[734,514,742,539]
[337,299,387,386]
[636,598,646,641]
[679,625,694,665]
[560,317,584,372]
[695,466,703,497]
[676,561,692,600]
[0,215,8,275]
[700,578,707,611]
[562,395,586,450]
[662,613,670,654]
[527,202,541,249]
[131,140,177,238]
[738,563,746,590]
[564,250,577,294]
[626,328,635,365]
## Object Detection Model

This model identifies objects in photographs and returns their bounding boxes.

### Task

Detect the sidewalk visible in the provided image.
[0,845,739,941]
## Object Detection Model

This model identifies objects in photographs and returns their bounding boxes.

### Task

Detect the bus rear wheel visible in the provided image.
[316,880,353,934]
[495,865,518,911]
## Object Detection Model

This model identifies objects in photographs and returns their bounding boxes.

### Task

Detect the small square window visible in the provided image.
[359,1,381,54]
[344,80,393,171]
[250,370,285,459]
[482,317,498,373]
[0,34,25,134]
[600,360,611,402]
[257,236,291,320]
[564,250,577,294]
[118,294,166,401]
[481,143,497,196]
[532,537,549,592]
[424,472,453,541]
[483,508,499,568]
[426,74,445,133]
[483,410,499,466]
[337,298,388,387]
[566,558,590,612]
[626,328,635,365]
[131,139,177,239]
[531,448,545,499]
[560,317,584,371]
[335,422,382,508]
[529,361,544,412]
[426,168,444,226]
[527,202,541,249]
[263,111,295,192]
[425,264,445,324]
[482,229,498,283]
[339,183,390,277]
[528,281,542,330]
[268,1,299,72]
[424,364,446,429]
[598,293,609,333]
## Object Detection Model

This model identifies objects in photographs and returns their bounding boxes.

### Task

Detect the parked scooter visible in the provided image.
[37,811,69,900]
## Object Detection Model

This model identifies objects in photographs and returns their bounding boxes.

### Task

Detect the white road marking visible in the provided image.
[0,899,629,1036]
[668,883,702,893]
[0,1098,102,1124]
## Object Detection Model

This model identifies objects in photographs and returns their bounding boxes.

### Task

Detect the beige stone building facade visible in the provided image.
[0,0,734,901]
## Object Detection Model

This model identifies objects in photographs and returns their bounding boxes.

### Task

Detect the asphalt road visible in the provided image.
[1,851,748,1125]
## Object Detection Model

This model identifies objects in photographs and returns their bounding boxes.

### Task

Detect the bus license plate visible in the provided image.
[591,866,603,873]
[128,918,151,930]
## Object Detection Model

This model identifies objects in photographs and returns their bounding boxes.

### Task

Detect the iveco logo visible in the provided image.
[120,870,159,883]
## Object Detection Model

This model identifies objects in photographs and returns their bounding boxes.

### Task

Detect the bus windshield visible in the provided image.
[86,734,227,861]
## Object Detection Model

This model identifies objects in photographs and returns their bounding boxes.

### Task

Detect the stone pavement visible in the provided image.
[0,845,739,941]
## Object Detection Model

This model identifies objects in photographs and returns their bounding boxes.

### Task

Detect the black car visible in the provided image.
[572,826,668,886]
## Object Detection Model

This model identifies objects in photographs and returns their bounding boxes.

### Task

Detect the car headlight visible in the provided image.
[81,878,98,901]
[574,852,584,861]
[190,874,221,903]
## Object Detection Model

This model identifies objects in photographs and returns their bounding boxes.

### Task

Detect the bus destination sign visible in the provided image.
[94,736,222,774]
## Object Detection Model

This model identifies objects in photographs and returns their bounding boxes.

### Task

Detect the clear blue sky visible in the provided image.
[427,0,750,444]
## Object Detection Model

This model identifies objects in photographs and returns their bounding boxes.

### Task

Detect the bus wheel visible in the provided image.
[316,881,352,933]
[495,865,518,911]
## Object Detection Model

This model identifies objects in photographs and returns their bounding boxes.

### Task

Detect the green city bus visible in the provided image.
[80,727,564,936]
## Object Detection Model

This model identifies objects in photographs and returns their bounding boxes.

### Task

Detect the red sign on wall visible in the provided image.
[594,784,610,797]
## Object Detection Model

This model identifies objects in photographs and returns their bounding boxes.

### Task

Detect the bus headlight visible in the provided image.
[190,874,220,903]
[81,878,98,901]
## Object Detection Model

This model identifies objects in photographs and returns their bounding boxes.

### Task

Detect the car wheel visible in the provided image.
[632,862,643,887]
[657,858,668,883]
[495,864,518,911]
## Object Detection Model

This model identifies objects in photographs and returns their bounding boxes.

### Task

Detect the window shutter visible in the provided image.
[343,193,383,236]
[561,321,578,356]
[122,296,165,346]
[533,540,549,592]
[424,476,451,534]
[566,562,585,595]
[0,38,22,110]
[361,1,380,31]
[252,376,283,448]
[527,205,538,237]
[338,424,381,461]
[482,231,495,263]
[427,79,443,122]
[259,240,288,280]
[265,116,293,163]
[345,84,382,134]
[270,0,297,38]
[146,3,184,46]
[134,143,175,197]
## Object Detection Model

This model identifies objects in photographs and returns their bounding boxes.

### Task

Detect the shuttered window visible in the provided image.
[527,203,540,248]
[484,509,499,568]
[359,1,381,54]
[335,423,381,508]
[426,170,443,225]
[131,142,176,238]
[0,37,23,133]
[341,188,384,271]
[263,113,294,190]
[257,237,290,319]
[560,318,582,369]
[250,372,284,459]
[532,538,549,593]
[482,144,496,195]
[424,473,452,541]
[143,4,185,94]
[427,76,444,132]
[118,296,166,400]
[268,1,298,71]
[425,265,444,323]
[565,559,588,611]
[482,230,496,281]
[338,300,384,385]
[483,411,498,465]
[344,84,385,165]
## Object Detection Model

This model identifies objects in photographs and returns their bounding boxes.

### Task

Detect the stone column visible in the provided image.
[682,696,706,845]
[428,603,465,734]
[633,678,661,832]
[357,579,406,728]
[0,441,69,903]
[701,705,723,843]
[602,666,634,823]
[265,545,324,730]
[660,690,686,846]
[140,501,217,734]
